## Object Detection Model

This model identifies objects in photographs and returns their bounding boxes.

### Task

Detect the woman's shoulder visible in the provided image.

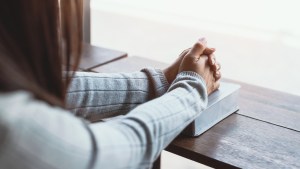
[0,91,72,126]
[0,90,84,146]
[0,91,34,119]
[0,90,43,116]
[0,92,92,169]
[0,91,40,135]
[0,91,35,151]
[0,91,66,135]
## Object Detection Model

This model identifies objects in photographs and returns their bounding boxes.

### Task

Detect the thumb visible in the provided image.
[188,38,207,58]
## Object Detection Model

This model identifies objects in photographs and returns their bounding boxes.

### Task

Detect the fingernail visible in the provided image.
[198,37,206,42]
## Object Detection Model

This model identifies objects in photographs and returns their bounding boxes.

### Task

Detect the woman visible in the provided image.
[0,0,221,169]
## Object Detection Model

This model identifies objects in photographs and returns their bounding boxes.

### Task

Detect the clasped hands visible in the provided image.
[163,38,221,95]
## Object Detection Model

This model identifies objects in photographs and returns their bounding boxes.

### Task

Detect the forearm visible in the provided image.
[0,71,207,169]
[91,71,208,168]
[66,68,169,121]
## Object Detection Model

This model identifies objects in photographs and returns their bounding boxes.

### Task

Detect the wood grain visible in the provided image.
[224,79,300,131]
[78,43,127,70]
[92,56,167,73]
[89,56,300,169]
[167,114,300,169]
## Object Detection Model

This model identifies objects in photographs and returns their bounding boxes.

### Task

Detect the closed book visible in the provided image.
[182,82,240,137]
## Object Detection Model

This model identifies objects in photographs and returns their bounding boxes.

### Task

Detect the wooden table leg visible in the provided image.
[152,155,161,169]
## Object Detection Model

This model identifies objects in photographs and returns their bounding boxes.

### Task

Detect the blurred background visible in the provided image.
[89,0,300,168]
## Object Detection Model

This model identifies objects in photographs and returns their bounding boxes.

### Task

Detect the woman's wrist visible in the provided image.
[163,66,177,84]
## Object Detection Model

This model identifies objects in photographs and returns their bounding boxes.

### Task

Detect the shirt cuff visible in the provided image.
[141,68,170,98]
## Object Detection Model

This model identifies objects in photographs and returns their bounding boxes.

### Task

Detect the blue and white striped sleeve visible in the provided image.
[91,71,208,169]
[66,68,169,121]
[0,71,207,169]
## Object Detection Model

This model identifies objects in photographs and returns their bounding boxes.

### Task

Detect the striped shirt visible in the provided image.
[0,68,208,169]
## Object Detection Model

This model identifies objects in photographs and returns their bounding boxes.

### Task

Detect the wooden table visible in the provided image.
[83,46,300,168]
[77,43,127,70]
[92,56,167,73]
[166,79,300,169]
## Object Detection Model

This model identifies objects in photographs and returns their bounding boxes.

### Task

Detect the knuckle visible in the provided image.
[185,54,196,62]
[193,42,204,49]
[212,64,217,71]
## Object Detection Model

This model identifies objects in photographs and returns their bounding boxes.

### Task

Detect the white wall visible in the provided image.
[90,0,300,96]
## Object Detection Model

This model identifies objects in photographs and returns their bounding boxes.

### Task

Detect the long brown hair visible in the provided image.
[0,0,83,107]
